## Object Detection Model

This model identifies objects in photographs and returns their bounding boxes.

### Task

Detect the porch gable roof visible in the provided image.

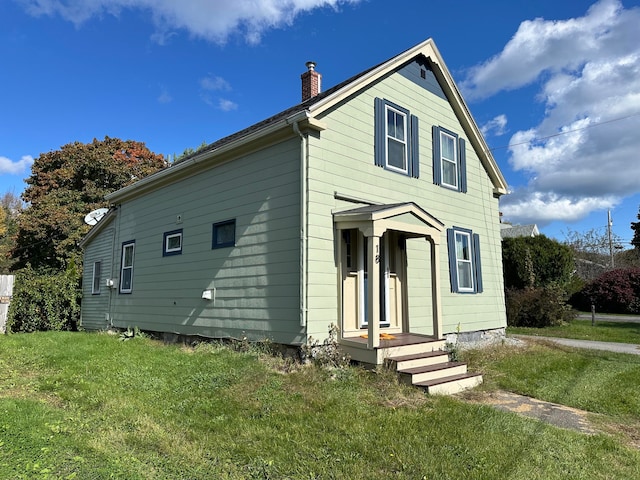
[333,202,444,239]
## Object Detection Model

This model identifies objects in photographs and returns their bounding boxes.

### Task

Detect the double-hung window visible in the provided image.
[433,126,467,192]
[447,228,482,294]
[91,261,101,295]
[163,229,183,256]
[374,98,419,178]
[120,241,135,294]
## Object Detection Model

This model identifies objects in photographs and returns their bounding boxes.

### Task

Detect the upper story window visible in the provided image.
[432,126,467,192]
[374,98,419,178]
[120,240,135,294]
[163,229,183,256]
[447,227,482,294]
[386,105,408,172]
[212,219,235,249]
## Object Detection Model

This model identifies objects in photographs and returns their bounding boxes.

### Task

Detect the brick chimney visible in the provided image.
[301,61,321,101]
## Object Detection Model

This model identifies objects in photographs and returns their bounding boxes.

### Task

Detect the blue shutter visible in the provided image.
[459,138,467,193]
[432,126,441,185]
[447,228,459,293]
[473,233,483,293]
[410,114,419,178]
[374,98,385,168]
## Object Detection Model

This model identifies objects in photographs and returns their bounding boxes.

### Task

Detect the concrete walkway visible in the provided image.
[463,334,640,437]
[513,335,640,355]
[465,390,597,435]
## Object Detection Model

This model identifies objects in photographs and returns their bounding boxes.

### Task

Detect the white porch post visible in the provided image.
[367,234,381,349]
[430,238,443,339]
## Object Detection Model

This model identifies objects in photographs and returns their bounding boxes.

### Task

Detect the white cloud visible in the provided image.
[0,155,34,174]
[200,75,231,92]
[157,85,172,103]
[464,0,640,226]
[480,114,507,137]
[500,191,619,225]
[218,98,238,111]
[19,0,360,44]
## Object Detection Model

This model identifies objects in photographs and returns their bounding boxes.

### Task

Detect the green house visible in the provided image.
[81,38,508,392]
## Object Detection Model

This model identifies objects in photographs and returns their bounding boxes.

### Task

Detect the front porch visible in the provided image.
[333,203,482,394]
[339,332,482,395]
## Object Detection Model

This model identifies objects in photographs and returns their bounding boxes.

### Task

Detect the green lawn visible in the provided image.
[1,332,640,479]
[507,319,640,344]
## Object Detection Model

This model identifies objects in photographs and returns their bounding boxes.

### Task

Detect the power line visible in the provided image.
[488,112,640,152]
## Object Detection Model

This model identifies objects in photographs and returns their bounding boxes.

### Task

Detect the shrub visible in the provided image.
[502,235,574,289]
[570,268,640,314]
[6,265,81,333]
[506,285,576,328]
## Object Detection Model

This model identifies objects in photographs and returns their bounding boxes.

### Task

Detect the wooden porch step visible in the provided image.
[415,373,483,395]
[382,339,447,358]
[397,361,468,385]
[385,351,451,370]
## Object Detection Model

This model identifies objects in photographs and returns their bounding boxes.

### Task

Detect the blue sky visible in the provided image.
[1,0,639,246]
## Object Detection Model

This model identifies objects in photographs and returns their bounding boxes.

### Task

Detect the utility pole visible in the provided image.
[608,209,614,269]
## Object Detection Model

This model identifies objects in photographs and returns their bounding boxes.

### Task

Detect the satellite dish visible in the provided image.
[84,208,109,226]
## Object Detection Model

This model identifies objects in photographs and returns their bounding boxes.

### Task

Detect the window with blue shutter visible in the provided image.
[374,98,419,178]
[447,227,483,294]
[432,126,467,192]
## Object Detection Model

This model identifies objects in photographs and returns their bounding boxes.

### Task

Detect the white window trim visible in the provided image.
[385,104,409,175]
[455,231,474,293]
[91,261,101,295]
[164,230,183,255]
[120,242,135,294]
[440,130,459,190]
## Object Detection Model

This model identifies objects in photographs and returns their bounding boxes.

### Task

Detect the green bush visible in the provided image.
[6,266,81,333]
[502,235,574,289]
[506,285,575,328]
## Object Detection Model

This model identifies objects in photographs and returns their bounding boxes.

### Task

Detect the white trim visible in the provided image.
[358,232,366,328]
[440,130,459,190]
[164,232,182,254]
[454,231,474,293]
[91,261,101,295]
[384,104,409,174]
[120,242,135,294]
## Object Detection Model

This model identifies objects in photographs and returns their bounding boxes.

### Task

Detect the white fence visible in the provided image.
[0,275,14,333]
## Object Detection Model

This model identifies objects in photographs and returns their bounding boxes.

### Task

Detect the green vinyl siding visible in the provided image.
[304,69,505,338]
[101,137,304,344]
[80,225,114,330]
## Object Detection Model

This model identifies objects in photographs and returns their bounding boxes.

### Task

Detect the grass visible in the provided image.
[1,332,640,479]
[507,318,640,344]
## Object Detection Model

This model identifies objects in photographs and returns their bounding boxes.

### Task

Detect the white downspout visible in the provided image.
[293,121,308,328]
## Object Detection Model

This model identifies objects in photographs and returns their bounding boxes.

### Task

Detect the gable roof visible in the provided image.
[107,38,508,203]
[500,224,540,239]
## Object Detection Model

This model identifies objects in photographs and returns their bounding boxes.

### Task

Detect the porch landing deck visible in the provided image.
[339,332,483,395]
[343,332,440,348]
[339,332,446,365]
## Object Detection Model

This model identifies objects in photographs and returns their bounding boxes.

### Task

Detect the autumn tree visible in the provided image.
[0,192,23,273]
[11,137,167,272]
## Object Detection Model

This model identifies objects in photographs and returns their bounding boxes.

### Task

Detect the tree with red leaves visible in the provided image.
[12,137,167,272]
